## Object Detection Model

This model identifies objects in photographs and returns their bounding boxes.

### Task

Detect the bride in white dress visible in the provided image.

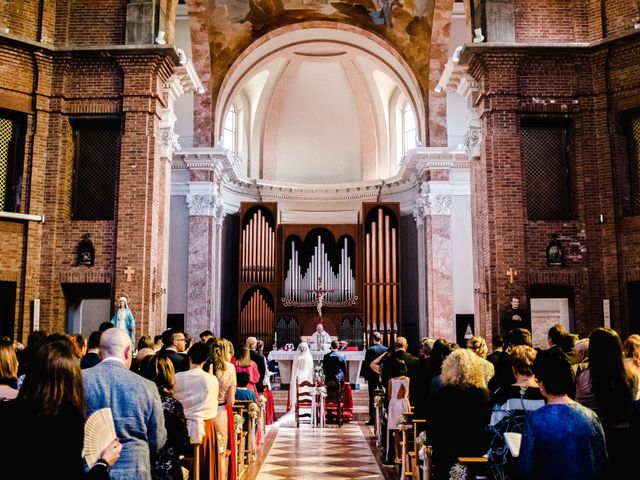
[286,342,315,412]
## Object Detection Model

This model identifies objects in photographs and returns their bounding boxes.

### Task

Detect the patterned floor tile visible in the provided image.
[253,420,387,480]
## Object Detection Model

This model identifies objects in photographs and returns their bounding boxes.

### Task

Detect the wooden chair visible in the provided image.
[294,378,316,428]
[324,380,344,427]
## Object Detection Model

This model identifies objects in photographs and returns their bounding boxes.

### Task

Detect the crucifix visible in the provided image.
[305,277,334,319]
[124,266,135,282]
[506,267,518,284]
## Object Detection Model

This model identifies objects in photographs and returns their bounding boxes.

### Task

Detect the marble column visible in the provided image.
[414,183,454,340]
[186,183,225,336]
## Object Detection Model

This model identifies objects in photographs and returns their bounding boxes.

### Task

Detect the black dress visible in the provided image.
[152,396,190,480]
[0,399,109,480]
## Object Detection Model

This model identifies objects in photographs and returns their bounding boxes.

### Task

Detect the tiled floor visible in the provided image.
[250,421,387,480]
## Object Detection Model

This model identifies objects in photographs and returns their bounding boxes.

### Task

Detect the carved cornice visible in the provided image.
[173,147,469,214]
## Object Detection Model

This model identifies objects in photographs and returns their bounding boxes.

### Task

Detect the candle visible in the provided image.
[274,331,277,342]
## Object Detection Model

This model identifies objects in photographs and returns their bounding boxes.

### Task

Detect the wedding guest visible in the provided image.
[161,330,189,373]
[256,340,275,424]
[428,348,492,480]
[234,343,261,396]
[142,355,190,480]
[83,328,166,480]
[212,338,237,480]
[0,340,122,479]
[384,354,410,466]
[16,329,47,377]
[174,342,219,479]
[623,334,640,399]
[81,331,102,369]
[236,372,258,403]
[0,339,18,401]
[487,345,545,480]
[363,331,387,425]
[247,336,266,394]
[575,327,637,478]
[467,335,495,386]
[515,348,606,480]
[137,335,155,352]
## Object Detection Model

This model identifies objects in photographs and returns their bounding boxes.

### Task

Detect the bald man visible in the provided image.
[309,323,331,351]
[82,328,166,480]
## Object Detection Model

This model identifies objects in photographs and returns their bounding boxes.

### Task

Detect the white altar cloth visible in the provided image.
[268,349,366,385]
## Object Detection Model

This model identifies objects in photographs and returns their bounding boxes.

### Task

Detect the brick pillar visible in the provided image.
[185,170,225,336]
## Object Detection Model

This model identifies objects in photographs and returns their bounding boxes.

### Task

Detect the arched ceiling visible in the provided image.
[216,25,425,184]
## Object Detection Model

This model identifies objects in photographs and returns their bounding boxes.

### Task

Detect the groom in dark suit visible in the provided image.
[323,339,347,383]
[83,328,166,480]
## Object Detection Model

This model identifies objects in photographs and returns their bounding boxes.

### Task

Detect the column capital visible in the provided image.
[185,182,226,223]
[413,185,453,225]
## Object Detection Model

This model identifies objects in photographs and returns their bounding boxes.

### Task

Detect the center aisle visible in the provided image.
[250,422,387,480]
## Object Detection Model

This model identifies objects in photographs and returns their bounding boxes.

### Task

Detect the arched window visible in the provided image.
[402,102,417,155]
[223,103,237,157]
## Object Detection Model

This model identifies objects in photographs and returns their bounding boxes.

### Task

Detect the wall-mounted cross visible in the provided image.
[506,267,518,284]
[124,266,135,282]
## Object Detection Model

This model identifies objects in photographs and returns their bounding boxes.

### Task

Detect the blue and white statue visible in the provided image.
[111,296,135,345]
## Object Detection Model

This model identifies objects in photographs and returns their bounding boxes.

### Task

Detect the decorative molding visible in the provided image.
[463,125,482,158]
[174,147,469,216]
[428,194,453,216]
[186,194,216,216]
[159,127,180,159]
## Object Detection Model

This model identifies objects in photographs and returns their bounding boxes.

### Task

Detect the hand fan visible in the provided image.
[83,408,117,468]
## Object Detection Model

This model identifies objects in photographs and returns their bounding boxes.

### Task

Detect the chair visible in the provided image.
[324,380,344,427]
[294,378,316,428]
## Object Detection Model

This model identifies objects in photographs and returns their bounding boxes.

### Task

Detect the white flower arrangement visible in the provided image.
[314,365,325,384]
[449,462,471,480]
[248,402,259,418]
[233,413,244,433]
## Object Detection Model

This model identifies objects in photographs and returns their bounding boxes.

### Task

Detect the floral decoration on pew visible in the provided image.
[248,403,259,419]
[449,462,471,480]
[233,414,244,434]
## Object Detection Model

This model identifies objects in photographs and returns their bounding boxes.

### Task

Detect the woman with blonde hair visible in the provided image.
[428,348,492,480]
[0,339,19,401]
[467,335,495,386]
[211,338,237,480]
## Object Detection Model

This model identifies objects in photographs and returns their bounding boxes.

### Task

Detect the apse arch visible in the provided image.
[215,22,426,183]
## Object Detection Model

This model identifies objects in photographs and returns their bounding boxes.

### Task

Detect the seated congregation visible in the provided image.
[0,326,274,480]
[2,322,640,480]
[368,326,640,480]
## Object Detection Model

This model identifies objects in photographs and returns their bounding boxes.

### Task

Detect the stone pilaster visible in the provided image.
[185,164,226,337]
[414,182,455,340]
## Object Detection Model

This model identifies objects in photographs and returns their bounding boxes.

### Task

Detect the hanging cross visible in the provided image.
[506,267,518,284]
[305,276,334,319]
[124,266,135,282]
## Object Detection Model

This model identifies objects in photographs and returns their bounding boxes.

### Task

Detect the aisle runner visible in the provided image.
[255,424,384,479]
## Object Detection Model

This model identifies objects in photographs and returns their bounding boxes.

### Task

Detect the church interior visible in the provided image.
[1,0,640,479]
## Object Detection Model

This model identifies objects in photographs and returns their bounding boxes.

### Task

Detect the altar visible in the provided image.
[268,349,366,385]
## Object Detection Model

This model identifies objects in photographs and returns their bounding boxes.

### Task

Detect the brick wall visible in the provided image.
[468,30,640,337]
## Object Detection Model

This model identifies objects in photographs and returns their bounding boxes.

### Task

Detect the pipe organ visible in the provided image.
[283,235,356,303]
[363,204,400,345]
[239,203,277,345]
[238,202,400,347]
[239,287,275,342]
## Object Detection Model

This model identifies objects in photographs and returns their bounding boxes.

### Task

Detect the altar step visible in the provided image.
[270,386,370,413]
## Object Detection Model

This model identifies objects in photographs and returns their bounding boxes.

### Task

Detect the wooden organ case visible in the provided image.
[238,203,277,345]
[237,202,401,347]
